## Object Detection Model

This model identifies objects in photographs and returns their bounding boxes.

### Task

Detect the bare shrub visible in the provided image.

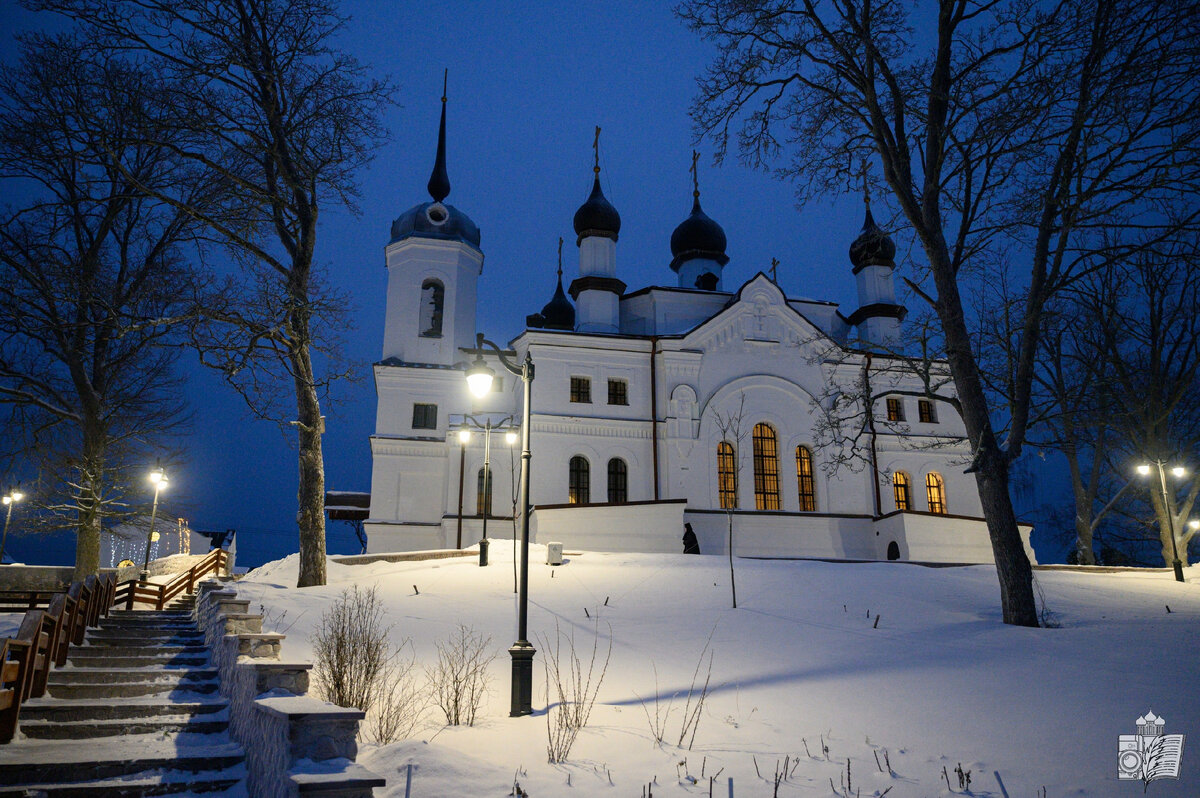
[636,637,714,750]
[541,621,612,763]
[427,625,495,726]
[365,642,426,744]
[312,586,390,714]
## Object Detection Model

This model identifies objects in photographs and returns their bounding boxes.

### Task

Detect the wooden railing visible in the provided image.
[0,547,229,743]
[112,548,229,611]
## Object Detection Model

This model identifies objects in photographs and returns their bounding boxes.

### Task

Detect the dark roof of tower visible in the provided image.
[389,202,480,249]
[389,76,479,250]
[533,275,575,331]
[573,175,621,244]
[849,207,896,273]
[670,195,729,272]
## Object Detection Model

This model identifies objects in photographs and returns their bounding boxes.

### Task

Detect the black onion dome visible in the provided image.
[669,196,729,272]
[572,175,621,243]
[389,201,481,249]
[537,276,575,330]
[849,207,896,273]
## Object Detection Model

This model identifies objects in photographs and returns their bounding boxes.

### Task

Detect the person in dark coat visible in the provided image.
[682,522,700,554]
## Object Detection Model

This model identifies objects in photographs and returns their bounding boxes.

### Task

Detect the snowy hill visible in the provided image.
[238,542,1200,796]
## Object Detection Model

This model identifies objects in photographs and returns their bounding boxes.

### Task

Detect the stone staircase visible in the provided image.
[0,594,247,795]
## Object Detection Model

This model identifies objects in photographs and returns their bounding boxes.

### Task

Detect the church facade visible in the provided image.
[364,106,1036,565]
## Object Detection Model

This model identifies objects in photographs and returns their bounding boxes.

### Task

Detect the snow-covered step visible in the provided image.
[0,735,244,787]
[86,630,205,644]
[18,710,230,739]
[67,643,208,657]
[0,768,243,796]
[18,696,228,723]
[67,652,210,667]
[48,666,218,684]
[45,677,220,699]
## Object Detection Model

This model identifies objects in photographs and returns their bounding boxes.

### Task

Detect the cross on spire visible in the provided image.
[691,150,701,199]
[769,257,779,283]
[556,236,563,279]
[593,126,601,175]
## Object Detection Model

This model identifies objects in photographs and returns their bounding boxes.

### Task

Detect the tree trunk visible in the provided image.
[1148,489,1188,570]
[1073,516,1097,566]
[292,341,326,588]
[926,248,1039,626]
[727,511,737,609]
[973,450,1039,625]
[73,427,104,580]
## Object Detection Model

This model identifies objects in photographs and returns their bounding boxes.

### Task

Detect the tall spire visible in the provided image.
[593,125,602,175]
[427,69,450,203]
[557,236,564,280]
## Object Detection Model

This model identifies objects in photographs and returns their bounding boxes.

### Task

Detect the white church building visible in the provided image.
[364,101,1036,565]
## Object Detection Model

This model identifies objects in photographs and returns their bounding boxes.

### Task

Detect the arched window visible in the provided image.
[568,456,590,505]
[752,423,781,510]
[475,467,492,517]
[795,445,816,512]
[419,279,444,337]
[607,458,627,503]
[926,472,947,514]
[893,471,911,511]
[717,442,738,509]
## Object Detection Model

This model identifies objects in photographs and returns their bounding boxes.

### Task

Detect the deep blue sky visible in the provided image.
[6,2,1053,567]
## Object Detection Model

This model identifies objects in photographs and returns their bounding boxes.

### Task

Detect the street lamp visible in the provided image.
[464,332,536,716]
[459,413,517,567]
[140,462,169,581]
[1,487,25,565]
[1136,459,1187,583]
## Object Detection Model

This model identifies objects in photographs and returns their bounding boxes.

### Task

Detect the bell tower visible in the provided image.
[382,73,483,366]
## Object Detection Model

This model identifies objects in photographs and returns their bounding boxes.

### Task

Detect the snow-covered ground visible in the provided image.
[237,541,1200,797]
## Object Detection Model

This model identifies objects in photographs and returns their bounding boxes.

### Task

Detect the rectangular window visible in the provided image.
[607,458,627,503]
[491,376,504,393]
[412,403,437,430]
[752,423,781,510]
[570,377,591,403]
[569,456,590,504]
[607,379,628,406]
[886,397,904,422]
[717,442,738,509]
[918,399,937,423]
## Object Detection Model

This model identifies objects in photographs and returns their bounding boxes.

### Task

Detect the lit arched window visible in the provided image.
[752,423,780,510]
[926,472,947,514]
[568,456,590,505]
[607,458,627,503]
[795,445,816,512]
[476,467,492,516]
[893,471,911,511]
[717,441,738,509]
[419,279,444,337]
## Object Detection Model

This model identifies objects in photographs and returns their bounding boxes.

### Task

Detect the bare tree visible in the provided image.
[681,0,1200,625]
[709,393,748,608]
[33,0,393,587]
[1081,244,1200,566]
[0,34,201,578]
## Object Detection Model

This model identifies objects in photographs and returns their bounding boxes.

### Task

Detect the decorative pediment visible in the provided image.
[682,272,835,356]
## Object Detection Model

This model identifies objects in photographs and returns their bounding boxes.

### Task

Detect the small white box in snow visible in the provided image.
[546,542,564,566]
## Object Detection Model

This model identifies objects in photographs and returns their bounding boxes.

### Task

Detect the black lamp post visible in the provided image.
[140,462,168,581]
[1137,459,1188,582]
[459,413,517,567]
[1,487,24,565]
[464,332,535,716]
